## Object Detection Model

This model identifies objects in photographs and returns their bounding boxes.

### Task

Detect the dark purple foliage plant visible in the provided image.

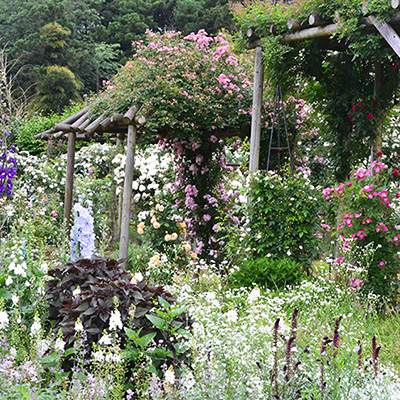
[46,256,191,373]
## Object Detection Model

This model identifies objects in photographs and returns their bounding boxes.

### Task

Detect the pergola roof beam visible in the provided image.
[368,15,400,58]
[59,106,88,125]
[71,113,88,131]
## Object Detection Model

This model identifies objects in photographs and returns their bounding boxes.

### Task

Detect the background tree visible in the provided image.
[30,65,82,114]
[0,0,237,114]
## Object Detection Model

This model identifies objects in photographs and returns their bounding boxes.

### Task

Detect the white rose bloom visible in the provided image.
[13,264,26,277]
[5,276,13,286]
[11,294,19,306]
[40,263,49,274]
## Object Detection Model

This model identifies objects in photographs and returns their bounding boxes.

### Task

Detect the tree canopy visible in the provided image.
[0,0,235,114]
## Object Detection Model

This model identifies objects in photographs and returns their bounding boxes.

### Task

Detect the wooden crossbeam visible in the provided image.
[368,15,400,58]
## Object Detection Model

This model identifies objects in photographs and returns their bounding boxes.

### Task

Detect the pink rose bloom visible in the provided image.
[210,135,218,143]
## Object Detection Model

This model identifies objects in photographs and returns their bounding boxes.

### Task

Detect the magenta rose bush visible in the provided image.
[323,158,400,298]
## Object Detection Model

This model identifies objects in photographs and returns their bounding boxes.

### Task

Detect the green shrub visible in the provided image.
[246,171,321,267]
[14,103,82,155]
[230,257,306,290]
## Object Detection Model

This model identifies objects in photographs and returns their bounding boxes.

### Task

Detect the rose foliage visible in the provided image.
[90,29,253,139]
[90,30,257,262]
[323,159,400,298]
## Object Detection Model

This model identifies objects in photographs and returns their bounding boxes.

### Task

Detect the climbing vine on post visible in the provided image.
[89,30,257,263]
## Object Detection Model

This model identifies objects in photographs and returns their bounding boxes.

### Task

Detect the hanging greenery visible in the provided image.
[234,0,400,180]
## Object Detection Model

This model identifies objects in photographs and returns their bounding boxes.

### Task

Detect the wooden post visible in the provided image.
[249,46,264,173]
[119,124,136,266]
[63,132,76,235]
[372,62,384,159]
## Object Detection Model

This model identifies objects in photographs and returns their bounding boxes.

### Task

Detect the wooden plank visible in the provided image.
[308,15,330,27]
[373,62,384,157]
[134,115,147,126]
[85,115,105,136]
[287,19,302,31]
[123,105,138,125]
[99,116,112,132]
[59,106,88,125]
[249,46,264,173]
[119,124,137,267]
[63,131,76,236]
[77,118,90,133]
[282,23,340,43]
[71,113,88,131]
[53,123,72,132]
[368,15,400,58]
[53,131,65,139]
[111,113,124,123]
[34,127,54,139]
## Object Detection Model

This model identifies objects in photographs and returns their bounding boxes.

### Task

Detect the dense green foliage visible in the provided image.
[13,103,85,155]
[234,0,400,180]
[229,257,306,289]
[246,171,321,267]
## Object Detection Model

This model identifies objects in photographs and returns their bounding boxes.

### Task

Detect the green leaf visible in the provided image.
[122,347,139,360]
[41,352,59,364]
[14,386,31,399]
[171,306,187,317]
[65,347,75,357]
[146,314,168,330]
[136,332,157,348]
[158,295,171,310]
[177,328,191,339]
[0,288,11,299]
[124,327,141,341]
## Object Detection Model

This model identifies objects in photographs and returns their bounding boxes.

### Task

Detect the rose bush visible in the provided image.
[323,158,400,298]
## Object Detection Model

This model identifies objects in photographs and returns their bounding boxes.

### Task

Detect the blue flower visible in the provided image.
[70,200,96,261]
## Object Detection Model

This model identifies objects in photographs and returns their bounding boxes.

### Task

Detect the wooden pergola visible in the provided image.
[35,105,146,266]
[248,0,400,172]
[36,103,249,265]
